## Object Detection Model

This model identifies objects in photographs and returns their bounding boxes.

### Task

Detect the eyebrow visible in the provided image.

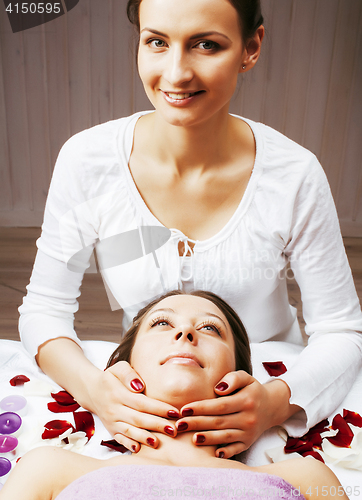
[141,28,231,42]
[146,307,228,331]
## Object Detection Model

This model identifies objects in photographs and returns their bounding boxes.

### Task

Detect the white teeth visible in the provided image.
[166,92,194,100]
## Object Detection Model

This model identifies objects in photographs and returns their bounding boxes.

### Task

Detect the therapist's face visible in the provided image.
[137,0,246,128]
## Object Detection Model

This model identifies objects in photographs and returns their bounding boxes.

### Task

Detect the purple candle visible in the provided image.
[0,413,22,435]
[0,396,27,416]
[0,435,18,456]
[0,457,11,477]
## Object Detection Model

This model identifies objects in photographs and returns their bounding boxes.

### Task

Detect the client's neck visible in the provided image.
[136,430,218,467]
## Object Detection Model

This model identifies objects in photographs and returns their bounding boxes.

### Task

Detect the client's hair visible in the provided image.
[107,290,252,374]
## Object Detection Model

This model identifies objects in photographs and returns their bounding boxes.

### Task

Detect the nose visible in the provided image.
[163,46,193,87]
[175,329,196,344]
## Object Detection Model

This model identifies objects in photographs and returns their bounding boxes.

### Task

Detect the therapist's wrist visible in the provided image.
[264,379,301,427]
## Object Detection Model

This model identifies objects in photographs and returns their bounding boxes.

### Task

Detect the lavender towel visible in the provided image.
[55,464,306,499]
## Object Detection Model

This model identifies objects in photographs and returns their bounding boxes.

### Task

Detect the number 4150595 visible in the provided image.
[5,3,61,14]
[305,486,360,497]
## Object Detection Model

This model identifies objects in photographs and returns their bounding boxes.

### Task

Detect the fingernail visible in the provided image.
[182,408,194,417]
[215,382,229,391]
[196,434,205,444]
[218,451,225,459]
[146,438,156,447]
[167,410,180,419]
[131,445,137,452]
[130,379,144,391]
[177,422,188,432]
[164,426,175,436]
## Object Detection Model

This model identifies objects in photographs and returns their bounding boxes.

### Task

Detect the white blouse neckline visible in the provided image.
[118,110,264,251]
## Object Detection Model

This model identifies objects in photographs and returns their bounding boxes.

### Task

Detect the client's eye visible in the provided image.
[149,316,173,328]
[199,321,222,337]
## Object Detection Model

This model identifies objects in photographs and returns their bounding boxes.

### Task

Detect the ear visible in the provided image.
[239,25,265,73]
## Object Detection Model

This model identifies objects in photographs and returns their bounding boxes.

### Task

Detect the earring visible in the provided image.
[242,65,246,70]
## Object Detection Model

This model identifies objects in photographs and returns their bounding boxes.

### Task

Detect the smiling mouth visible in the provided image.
[163,91,204,100]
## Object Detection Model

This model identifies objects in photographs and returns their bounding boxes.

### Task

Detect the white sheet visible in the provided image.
[0,339,361,495]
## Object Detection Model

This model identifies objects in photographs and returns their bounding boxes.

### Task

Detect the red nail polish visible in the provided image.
[131,445,137,452]
[218,451,225,459]
[215,382,229,391]
[182,408,194,417]
[146,438,155,447]
[130,379,144,391]
[164,426,175,436]
[177,422,188,432]
[167,410,180,419]
[196,434,205,444]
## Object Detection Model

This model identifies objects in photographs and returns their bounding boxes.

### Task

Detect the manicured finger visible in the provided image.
[107,361,145,392]
[113,432,142,453]
[180,395,241,417]
[113,421,161,451]
[216,442,247,459]
[112,405,178,437]
[192,429,243,447]
[176,414,242,432]
[124,393,180,419]
[214,370,254,395]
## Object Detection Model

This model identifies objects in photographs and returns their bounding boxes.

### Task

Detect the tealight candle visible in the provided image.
[0,396,27,417]
[0,413,22,436]
[0,457,11,477]
[0,435,18,458]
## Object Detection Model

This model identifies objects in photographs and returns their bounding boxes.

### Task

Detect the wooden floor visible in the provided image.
[0,227,361,343]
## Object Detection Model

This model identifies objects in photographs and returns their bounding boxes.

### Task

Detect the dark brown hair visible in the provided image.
[126,0,263,44]
[107,290,252,374]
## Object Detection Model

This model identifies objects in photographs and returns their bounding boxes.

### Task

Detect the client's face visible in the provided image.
[130,295,236,408]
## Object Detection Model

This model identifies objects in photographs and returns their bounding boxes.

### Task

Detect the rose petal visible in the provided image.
[285,437,316,454]
[343,409,362,428]
[101,439,129,453]
[51,391,77,406]
[48,401,80,413]
[262,361,287,377]
[326,414,354,448]
[42,420,75,439]
[73,411,95,441]
[302,450,325,463]
[9,375,30,386]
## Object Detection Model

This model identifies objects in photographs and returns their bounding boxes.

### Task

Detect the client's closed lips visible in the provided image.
[162,352,203,368]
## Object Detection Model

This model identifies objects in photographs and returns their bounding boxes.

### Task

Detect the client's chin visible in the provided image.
[144,367,216,409]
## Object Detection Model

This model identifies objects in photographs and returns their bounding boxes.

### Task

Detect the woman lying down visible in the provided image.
[1,291,346,500]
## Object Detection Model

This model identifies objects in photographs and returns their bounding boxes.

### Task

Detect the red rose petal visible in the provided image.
[326,413,354,448]
[9,375,30,386]
[302,450,325,463]
[73,411,95,441]
[343,409,362,428]
[285,436,316,454]
[42,420,75,439]
[48,401,80,413]
[262,361,287,377]
[101,439,128,453]
[51,391,77,406]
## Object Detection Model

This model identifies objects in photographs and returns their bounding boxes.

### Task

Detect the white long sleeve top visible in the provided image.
[19,111,362,437]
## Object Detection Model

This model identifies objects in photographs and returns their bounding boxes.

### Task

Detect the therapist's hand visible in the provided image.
[175,371,301,458]
[88,361,180,452]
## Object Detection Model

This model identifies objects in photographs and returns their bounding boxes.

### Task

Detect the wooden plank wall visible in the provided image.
[0,0,361,235]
